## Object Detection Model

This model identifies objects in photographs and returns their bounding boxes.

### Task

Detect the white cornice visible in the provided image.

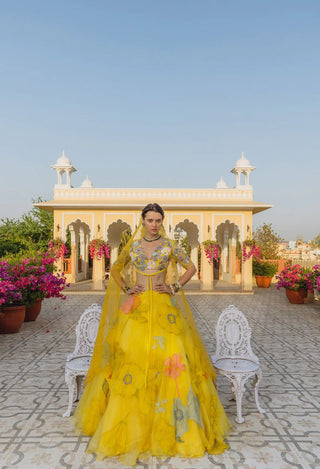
[34,201,273,215]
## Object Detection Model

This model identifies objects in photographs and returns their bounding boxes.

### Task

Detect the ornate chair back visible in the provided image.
[68,303,102,360]
[212,304,259,364]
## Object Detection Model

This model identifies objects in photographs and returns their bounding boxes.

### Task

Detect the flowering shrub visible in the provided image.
[89,239,110,260]
[276,264,308,291]
[306,265,320,292]
[48,239,69,259]
[0,250,70,308]
[202,241,220,264]
[242,241,261,262]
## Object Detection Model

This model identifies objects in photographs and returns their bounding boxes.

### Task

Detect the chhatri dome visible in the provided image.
[80,175,94,188]
[235,151,253,169]
[216,176,228,189]
[51,151,77,188]
[56,150,72,167]
[231,152,256,188]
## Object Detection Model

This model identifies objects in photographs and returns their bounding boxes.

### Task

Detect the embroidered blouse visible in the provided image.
[129,238,193,273]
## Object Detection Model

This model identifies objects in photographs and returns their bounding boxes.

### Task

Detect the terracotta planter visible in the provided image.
[285,288,307,304]
[255,275,272,288]
[25,299,43,322]
[0,304,26,333]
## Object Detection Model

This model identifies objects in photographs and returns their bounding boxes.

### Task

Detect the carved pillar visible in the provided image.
[85,233,90,279]
[200,244,213,290]
[92,257,105,290]
[221,229,229,281]
[241,249,253,291]
[231,232,237,284]
[69,226,78,284]
[191,246,198,280]
[79,229,85,275]
[110,246,118,268]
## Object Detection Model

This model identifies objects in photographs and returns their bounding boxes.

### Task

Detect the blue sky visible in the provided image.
[0,0,319,241]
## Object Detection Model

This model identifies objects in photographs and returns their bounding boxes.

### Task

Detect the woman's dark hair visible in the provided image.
[141,203,164,220]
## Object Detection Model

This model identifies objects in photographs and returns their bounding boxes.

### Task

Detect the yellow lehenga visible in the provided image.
[72,225,231,465]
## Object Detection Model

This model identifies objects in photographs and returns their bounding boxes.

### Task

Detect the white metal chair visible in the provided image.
[63,303,102,417]
[211,305,265,423]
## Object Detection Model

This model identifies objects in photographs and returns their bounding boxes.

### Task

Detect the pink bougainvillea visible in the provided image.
[89,239,110,260]
[305,264,320,292]
[242,242,261,262]
[48,239,69,259]
[203,241,220,264]
[0,250,70,307]
[276,263,307,291]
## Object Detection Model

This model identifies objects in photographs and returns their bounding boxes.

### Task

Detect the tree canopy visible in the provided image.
[0,198,53,259]
[253,223,283,259]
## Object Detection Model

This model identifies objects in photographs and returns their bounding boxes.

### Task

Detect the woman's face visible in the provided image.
[143,211,163,238]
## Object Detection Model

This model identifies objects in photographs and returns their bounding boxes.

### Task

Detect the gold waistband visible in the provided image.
[136,268,166,276]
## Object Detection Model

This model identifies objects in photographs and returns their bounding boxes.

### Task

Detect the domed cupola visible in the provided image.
[80,175,94,188]
[216,176,228,189]
[51,151,77,188]
[231,152,255,188]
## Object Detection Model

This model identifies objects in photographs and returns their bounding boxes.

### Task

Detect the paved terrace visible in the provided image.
[1,287,320,469]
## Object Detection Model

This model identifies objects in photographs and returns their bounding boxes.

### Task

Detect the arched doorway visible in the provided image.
[67,219,91,283]
[216,220,240,286]
[174,219,199,279]
[107,219,132,266]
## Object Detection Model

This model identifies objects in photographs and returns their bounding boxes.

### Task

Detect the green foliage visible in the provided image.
[0,197,53,259]
[253,223,283,259]
[252,260,278,277]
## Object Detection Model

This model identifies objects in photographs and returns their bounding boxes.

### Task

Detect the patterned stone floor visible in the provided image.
[0,287,320,469]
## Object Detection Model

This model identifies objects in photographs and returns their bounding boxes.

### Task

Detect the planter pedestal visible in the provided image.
[285,288,307,304]
[0,305,26,333]
[25,299,43,321]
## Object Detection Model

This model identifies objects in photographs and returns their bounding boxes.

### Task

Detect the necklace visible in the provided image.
[143,235,161,242]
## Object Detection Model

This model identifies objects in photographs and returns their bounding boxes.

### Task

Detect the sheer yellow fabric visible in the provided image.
[72,221,231,465]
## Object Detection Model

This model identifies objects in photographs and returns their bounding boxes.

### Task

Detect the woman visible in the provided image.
[72,203,230,465]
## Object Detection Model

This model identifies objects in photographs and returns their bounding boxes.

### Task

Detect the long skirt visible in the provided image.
[72,290,231,465]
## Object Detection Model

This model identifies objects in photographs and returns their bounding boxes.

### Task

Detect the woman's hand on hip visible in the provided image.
[154,283,171,294]
[127,284,144,295]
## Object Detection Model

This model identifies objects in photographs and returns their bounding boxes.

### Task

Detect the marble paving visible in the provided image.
[0,287,320,469]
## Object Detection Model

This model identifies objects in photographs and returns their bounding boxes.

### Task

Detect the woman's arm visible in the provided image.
[178,264,197,287]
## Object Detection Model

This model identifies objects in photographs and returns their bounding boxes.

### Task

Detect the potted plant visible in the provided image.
[0,248,70,329]
[0,260,26,333]
[23,251,70,320]
[306,264,320,301]
[253,260,278,288]
[276,263,308,304]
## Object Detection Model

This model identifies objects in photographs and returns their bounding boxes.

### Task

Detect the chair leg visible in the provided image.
[63,371,76,418]
[254,369,266,414]
[76,375,84,402]
[231,375,245,424]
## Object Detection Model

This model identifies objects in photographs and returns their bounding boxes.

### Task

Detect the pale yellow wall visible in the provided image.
[53,208,254,243]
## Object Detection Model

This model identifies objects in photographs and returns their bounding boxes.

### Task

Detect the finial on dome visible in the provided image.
[216,176,228,189]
